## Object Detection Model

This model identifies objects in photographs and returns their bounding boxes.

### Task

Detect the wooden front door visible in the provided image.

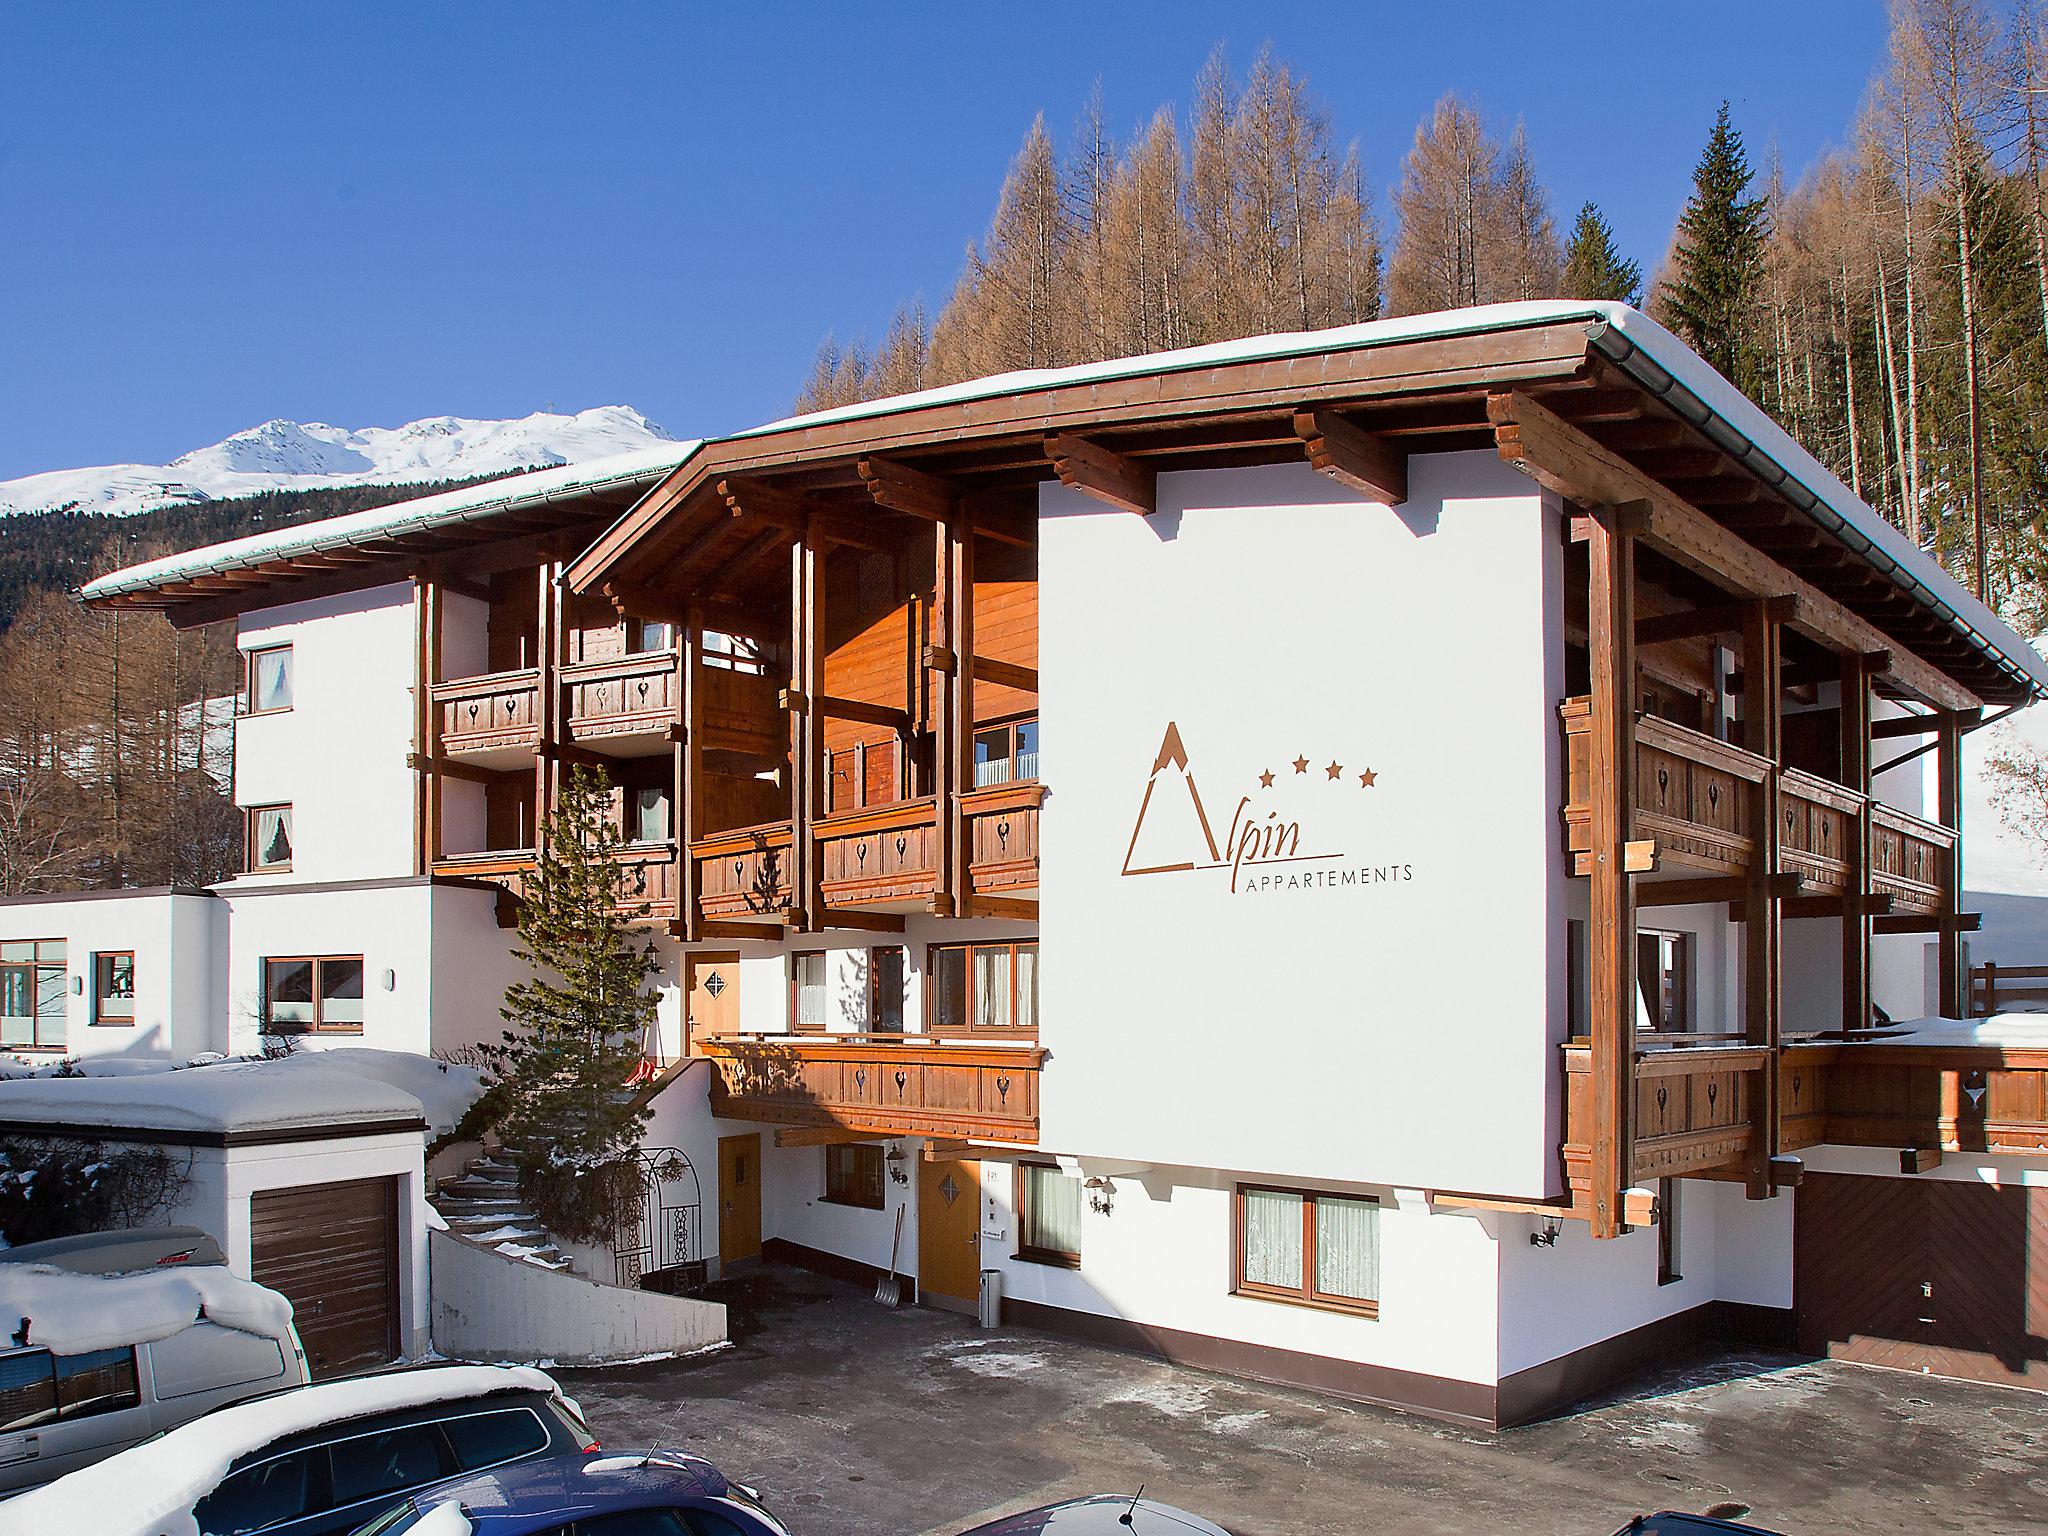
[250,1177,399,1379]
[1796,1171,2048,1388]
[918,1157,983,1311]
[718,1132,762,1267]
[685,951,740,1054]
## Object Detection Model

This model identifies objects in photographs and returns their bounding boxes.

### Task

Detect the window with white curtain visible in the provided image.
[927,941,1037,1037]
[1235,1186,1379,1314]
[1017,1163,1082,1263]
[792,952,827,1033]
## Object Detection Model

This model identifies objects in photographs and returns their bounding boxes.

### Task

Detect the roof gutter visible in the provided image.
[1586,318,2044,704]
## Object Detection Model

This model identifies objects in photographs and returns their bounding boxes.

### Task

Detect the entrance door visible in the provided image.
[685,952,740,1055]
[1796,1171,2048,1388]
[918,1157,983,1311]
[250,1176,400,1379]
[718,1133,762,1267]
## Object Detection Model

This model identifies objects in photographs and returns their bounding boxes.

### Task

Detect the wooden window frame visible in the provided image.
[242,644,294,716]
[1657,1178,1681,1286]
[1637,927,1694,1034]
[821,1142,885,1210]
[91,951,136,1027]
[789,950,827,1035]
[925,940,1037,1040]
[246,803,294,873]
[868,946,906,1034]
[1230,1183,1380,1318]
[1013,1160,1081,1269]
[626,617,675,656]
[0,938,69,1052]
[971,714,1040,790]
[262,954,367,1036]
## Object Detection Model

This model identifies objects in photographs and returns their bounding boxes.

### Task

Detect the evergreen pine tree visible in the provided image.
[1561,201,1643,304]
[482,765,658,1245]
[1658,102,1772,393]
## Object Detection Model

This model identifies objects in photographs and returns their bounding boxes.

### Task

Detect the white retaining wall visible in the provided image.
[428,1229,727,1365]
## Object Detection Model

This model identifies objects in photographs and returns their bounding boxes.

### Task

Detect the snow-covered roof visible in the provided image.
[6,1363,557,1536]
[0,1262,294,1354]
[0,1053,435,1138]
[80,438,701,603]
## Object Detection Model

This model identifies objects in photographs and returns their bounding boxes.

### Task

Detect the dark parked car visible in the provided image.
[1615,1516,1782,1536]
[191,1374,600,1536]
[955,1495,1231,1536]
[349,1451,789,1536]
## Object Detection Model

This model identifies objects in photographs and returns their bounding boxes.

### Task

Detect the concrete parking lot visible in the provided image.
[557,1265,2048,1536]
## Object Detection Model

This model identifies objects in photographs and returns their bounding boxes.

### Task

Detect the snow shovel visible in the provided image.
[875,1204,906,1307]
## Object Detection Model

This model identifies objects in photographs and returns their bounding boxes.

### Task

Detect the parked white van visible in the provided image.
[0,1228,309,1493]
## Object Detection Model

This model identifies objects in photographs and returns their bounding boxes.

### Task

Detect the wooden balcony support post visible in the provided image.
[536,558,564,842]
[1585,503,1639,1240]
[679,602,702,942]
[929,515,958,914]
[951,507,976,915]
[1741,598,1783,1198]
[790,516,822,931]
[1842,653,1874,1036]
[414,574,445,871]
[1937,709,1966,1017]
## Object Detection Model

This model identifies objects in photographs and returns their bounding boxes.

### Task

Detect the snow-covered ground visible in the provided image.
[0,405,676,518]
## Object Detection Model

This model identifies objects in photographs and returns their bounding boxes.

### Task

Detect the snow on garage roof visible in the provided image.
[0,1054,430,1140]
[0,1262,295,1355]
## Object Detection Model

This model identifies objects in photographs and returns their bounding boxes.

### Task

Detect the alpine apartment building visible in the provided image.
[10,301,2048,1426]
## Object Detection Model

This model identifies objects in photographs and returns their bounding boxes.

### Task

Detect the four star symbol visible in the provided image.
[1265,755,1379,789]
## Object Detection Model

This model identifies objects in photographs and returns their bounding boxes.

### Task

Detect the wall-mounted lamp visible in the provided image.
[69,975,83,995]
[1084,1175,1115,1217]
[380,969,397,993]
[885,1144,909,1186]
[1529,1218,1560,1249]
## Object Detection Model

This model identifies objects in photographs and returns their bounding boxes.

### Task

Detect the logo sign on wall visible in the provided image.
[1120,721,1414,896]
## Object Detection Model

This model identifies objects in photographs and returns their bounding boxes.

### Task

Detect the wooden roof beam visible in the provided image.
[859,456,958,521]
[1046,433,1154,515]
[1490,388,1979,711]
[1294,409,1407,504]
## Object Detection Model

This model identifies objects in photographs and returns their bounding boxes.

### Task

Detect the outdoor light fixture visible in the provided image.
[380,969,397,992]
[885,1144,909,1186]
[69,975,83,995]
[1529,1219,1560,1249]
[1084,1175,1114,1216]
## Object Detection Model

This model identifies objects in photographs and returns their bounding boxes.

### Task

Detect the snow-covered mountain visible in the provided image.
[0,406,677,518]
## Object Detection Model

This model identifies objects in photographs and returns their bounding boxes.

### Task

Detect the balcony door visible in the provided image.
[685,952,739,1054]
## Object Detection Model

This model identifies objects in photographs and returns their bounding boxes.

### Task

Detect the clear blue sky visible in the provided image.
[0,2,1891,482]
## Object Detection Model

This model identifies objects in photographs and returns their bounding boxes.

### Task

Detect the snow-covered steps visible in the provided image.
[428,1153,579,1274]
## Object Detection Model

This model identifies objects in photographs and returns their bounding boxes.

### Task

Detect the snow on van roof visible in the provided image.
[0,1053,431,1137]
[0,1261,293,1356]
[5,1363,557,1536]
[79,438,701,602]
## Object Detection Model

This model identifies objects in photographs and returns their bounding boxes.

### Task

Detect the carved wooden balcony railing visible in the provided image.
[1562,699,1766,875]
[566,653,678,746]
[1779,768,1859,895]
[964,781,1043,895]
[700,1034,1042,1142]
[435,669,542,756]
[1780,1040,2048,1156]
[692,820,794,921]
[816,799,940,908]
[1563,1040,1768,1186]
[432,850,534,902]
[1871,804,1956,917]
[433,843,677,921]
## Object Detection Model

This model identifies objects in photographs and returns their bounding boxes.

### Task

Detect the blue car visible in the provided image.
[351,1451,789,1536]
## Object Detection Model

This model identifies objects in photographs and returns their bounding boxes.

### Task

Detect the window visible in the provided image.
[869,947,905,1033]
[1016,1162,1082,1266]
[327,1423,450,1506]
[630,784,672,844]
[92,952,135,1026]
[1234,1186,1379,1315]
[244,645,293,714]
[1565,919,1587,1039]
[1637,930,1693,1034]
[822,1143,884,1209]
[148,1322,287,1400]
[0,1347,139,1432]
[247,804,293,872]
[1658,1178,1681,1286]
[440,1406,551,1473]
[0,939,67,1051]
[928,941,1036,1038]
[791,952,827,1034]
[973,717,1040,788]
[263,956,365,1034]
[628,618,675,654]
[195,1449,321,1535]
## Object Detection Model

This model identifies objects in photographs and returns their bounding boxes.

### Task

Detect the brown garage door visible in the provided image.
[251,1176,400,1379]
[1796,1171,2048,1388]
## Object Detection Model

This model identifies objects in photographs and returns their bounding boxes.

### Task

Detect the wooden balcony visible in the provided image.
[1564,1040,1769,1187]
[964,781,1043,895]
[692,820,794,921]
[566,653,678,748]
[1780,1040,2048,1156]
[1563,698,1765,875]
[1871,804,1956,917]
[435,669,541,758]
[697,661,783,758]
[1779,769,1858,895]
[700,1035,1042,1142]
[432,844,676,922]
[816,799,940,907]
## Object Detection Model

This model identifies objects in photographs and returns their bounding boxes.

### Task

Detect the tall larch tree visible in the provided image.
[1387,93,1498,314]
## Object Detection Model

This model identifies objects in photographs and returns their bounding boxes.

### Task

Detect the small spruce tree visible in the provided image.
[1657,101,1771,395]
[1560,201,1643,305]
[482,765,657,1245]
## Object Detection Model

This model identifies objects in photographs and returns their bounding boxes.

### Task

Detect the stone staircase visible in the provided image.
[431,1153,576,1272]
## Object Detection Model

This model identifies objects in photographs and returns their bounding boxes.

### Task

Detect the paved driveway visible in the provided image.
[557,1266,2047,1536]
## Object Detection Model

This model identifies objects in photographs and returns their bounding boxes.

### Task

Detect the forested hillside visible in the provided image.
[798,3,2048,631]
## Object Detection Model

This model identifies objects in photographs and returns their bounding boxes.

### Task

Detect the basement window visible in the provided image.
[1015,1162,1082,1267]
[822,1143,884,1210]
[1234,1185,1379,1317]
[264,956,365,1034]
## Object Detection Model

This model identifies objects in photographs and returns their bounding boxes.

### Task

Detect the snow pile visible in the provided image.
[4,1364,556,1536]
[0,1263,292,1354]
[265,1049,485,1141]
[1,405,677,518]
[0,1056,424,1135]
[1861,1014,2048,1047]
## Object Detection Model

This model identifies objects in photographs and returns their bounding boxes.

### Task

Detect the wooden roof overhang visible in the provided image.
[566,315,2037,709]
